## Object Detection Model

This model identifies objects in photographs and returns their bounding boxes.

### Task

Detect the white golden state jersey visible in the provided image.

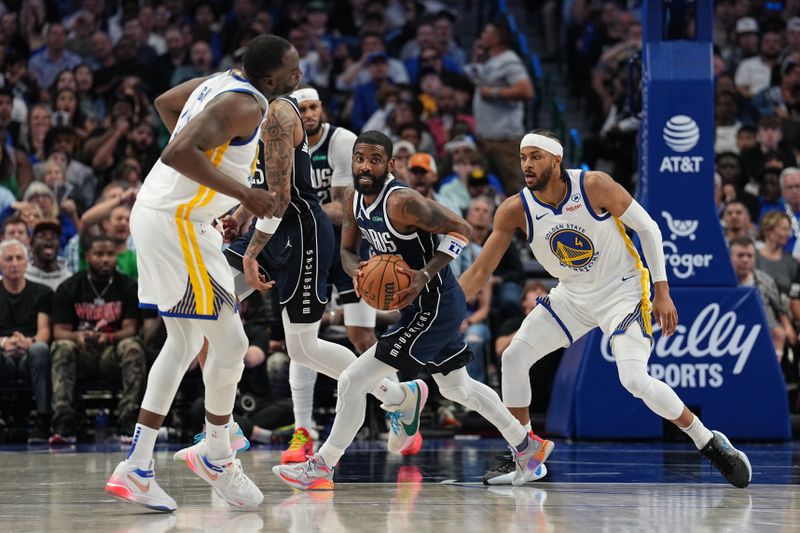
[136,69,267,224]
[520,169,650,298]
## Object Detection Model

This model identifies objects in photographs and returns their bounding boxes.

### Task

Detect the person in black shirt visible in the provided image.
[0,238,53,443]
[49,234,144,444]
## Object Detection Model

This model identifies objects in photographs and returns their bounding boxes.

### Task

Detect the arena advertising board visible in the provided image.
[547,287,791,440]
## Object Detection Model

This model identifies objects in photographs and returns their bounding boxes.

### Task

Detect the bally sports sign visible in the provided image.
[548,287,790,440]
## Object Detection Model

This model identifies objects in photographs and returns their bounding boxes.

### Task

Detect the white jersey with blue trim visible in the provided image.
[137,69,267,224]
[520,169,647,297]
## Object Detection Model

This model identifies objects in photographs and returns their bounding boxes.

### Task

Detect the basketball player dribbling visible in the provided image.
[272,131,553,490]
[104,35,297,511]
[460,129,752,488]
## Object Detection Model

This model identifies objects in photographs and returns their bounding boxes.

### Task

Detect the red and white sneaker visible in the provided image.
[281,427,315,464]
[105,459,177,512]
[273,453,334,491]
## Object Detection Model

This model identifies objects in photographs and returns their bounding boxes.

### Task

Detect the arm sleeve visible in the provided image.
[618,200,668,283]
[330,129,357,188]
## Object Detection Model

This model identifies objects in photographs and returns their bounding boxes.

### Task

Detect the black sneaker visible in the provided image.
[699,430,752,488]
[28,416,51,444]
[482,452,548,485]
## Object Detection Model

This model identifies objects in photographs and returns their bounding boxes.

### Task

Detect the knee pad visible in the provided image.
[289,359,317,388]
[501,340,545,377]
[435,370,486,413]
[203,330,248,387]
[616,359,652,398]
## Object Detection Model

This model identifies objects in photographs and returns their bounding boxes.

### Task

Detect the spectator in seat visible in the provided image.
[756,212,798,297]
[753,57,800,120]
[0,238,53,443]
[779,167,800,257]
[735,29,782,99]
[49,234,144,444]
[722,200,756,245]
[27,22,82,91]
[467,19,534,195]
[739,117,797,183]
[1,214,30,247]
[495,281,549,358]
[730,236,794,360]
[25,219,72,290]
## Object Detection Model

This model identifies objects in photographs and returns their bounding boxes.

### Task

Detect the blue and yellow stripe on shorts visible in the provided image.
[612,216,653,341]
[169,142,235,318]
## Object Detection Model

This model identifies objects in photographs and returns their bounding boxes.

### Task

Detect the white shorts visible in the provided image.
[514,270,652,349]
[132,203,236,319]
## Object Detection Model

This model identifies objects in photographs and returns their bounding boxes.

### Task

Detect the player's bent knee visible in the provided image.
[617,361,652,398]
[501,340,541,376]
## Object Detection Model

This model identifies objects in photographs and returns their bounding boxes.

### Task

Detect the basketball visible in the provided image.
[358,254,412,310]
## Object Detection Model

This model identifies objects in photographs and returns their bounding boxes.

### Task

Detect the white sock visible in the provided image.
[318,443,345,467]
[290,361,317,430]
[126,423,158,469]
[523,421,532,433]
[680,415,714,449]
[205,418,232,461]
[371,378,406,406]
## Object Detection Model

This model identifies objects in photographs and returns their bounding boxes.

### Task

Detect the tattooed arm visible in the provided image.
[387,189,473,307]
[243,99,302,290]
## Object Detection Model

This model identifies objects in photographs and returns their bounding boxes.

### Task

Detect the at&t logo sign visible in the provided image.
[659,115,703,173]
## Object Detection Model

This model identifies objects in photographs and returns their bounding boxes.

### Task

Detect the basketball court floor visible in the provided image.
[0,438,797,532]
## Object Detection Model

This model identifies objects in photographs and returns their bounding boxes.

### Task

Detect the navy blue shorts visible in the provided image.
[375,281,473,375]
[226,208,333,323]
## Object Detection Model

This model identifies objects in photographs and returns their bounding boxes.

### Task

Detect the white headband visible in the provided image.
[520,133,563,158]
[291,88,320,103]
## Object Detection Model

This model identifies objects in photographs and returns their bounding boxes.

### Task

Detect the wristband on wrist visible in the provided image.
[437,232,469,259]
[255,216,282,234]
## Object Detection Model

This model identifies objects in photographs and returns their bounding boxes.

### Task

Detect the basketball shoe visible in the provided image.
[383,379,428,454]
[183,442,264,508]
[105,459,177,512]
[511,434,555,486]
[281,427,316,464]
[273,453,335,490]
[699,430,752,488]
[482,451,548,485]
[173,422,249,462]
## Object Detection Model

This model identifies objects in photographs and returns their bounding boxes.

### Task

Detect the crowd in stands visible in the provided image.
[0,0,544,445]
[4,0,799,445]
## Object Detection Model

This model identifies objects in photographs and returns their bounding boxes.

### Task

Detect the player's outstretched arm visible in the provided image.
[160,92,275,218]
[388,189,472,308]
[459,196,524,301]
[583,170,677,336]
[243,99,299,290]
[154,75,211,134]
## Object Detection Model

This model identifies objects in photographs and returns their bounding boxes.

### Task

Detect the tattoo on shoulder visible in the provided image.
[400,195,448,233]
[263,101,295,212]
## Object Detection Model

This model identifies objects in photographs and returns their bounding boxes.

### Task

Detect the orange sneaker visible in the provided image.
[281,427,314,464]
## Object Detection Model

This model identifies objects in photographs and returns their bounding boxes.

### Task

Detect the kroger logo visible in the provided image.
[661,211,712,279]
[663,115,700,152]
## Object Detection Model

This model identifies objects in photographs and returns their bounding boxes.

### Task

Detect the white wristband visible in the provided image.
[437,232,469,259]
[255,216,282,234]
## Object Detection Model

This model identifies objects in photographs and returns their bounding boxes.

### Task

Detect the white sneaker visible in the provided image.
[105,459,177,512]
[382,380,428,454]
[184,442,264,508]
[173,422,250,462]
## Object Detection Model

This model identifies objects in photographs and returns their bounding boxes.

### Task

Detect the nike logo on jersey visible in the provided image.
[535,213,547,220]
[621,274,637,282]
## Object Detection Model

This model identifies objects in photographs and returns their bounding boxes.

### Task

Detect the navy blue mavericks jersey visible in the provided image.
[353,176,455,294]
[309,124,338,205]
[249,95,320,214]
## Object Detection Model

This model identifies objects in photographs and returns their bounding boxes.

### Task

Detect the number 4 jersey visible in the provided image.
[520,169,649,299]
